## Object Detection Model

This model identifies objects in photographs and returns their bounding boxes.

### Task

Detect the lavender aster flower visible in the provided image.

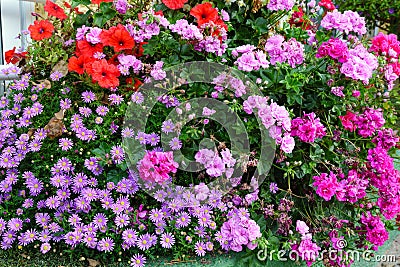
[160,232,175,248]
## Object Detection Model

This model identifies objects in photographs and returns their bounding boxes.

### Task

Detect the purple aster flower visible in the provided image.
[38,230,52,242]
[82,91,96,103]
[161,120,174,134]
[270,182,279,193]
[135,131,147,145]
[122,228,137,247]
[110,121,119,134]
[160,232,175,249]
[8,218,23,232]
[146,132,160,146]
[97,237,115,252]
[83,233,98,249]
[40,242,51,254]
[109,94,123,105]
[45,196,60,209]
[149,208,164,223]
[115,214,130,228]
[110,145,125,164]
[59,138,73,151]
[50,71,63,81]
[175,212,191,228]
[93,213,108,228]
[68,214,82,226]
[130,254,146,267]
[136,234,152,250]
[131,92,144,104]
[195,241,207,256]
[96,106,109,116]
[57,157,73,172]
[122,127,135,138]
[169,137,182,150]
[79,107,92,117]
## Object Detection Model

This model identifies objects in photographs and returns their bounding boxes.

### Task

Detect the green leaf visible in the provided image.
[71,0,91,8]
[93,2,117,27]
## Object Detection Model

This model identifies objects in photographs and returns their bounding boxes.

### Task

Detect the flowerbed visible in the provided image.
[1,0,400,266]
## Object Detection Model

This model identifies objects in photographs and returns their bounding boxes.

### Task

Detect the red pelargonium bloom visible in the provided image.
[190,2,219,26]
[339,111,357,132]
[101,24,135,52]
[64,1,83,14]
[28,20,54,41]
[91,59,120,88]
[289,7,311,29]
[318,0,335,11]
[76,40,104,58]
[68,55,86,75]
[162,0,187,10]
[44,0,67,21]
[91,0,113,4]
[5,47,28,64]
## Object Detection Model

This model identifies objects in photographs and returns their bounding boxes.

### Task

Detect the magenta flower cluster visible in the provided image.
[137,151,179,184]
[291,112,326,143]
[264,35,305,68]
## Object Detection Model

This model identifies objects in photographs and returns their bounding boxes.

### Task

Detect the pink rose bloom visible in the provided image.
[339,111,357,131]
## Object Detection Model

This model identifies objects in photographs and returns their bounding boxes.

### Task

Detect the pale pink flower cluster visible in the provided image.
[138,151,179,184]
[243,96,294,153]
[195,148,236,178]
[264,35,304,68]
[321,10,366,35]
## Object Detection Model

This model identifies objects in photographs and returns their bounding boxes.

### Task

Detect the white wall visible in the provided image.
[1,0,35,55]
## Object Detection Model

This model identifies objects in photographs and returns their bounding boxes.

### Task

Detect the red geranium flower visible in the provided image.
[318,0,335,11]
[44,0,67,21]
[289,7,311,30]
[5,47,28,64]
[190,3,219,26]
[162,0,187,10]
[76,40,104,58]
[68,56,86,75]
[28,20,54,41]
[91,59,120,88]
[91,0,113,4]
[101,24,135,52]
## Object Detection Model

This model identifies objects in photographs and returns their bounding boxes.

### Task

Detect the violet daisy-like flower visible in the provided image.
[93,213,108,228]
[79,107,92,117]
[57,157,73,172]
[135,131,147,145]
[59,138,73,151]
[40,242,51,254]
[8,218,23,232]
[131,92,144,104]
[175,212,191,228]
[122,127,135,138]
[130,254,146,267]
[169,137,182,150]
[269,182,278,194]
[160,232,175,249]
[110,145,125,164]
[146,132,160,146]
[109,94,124,105]
[50,71,63,81]
[45,196,60,209]
[115,214,130,228]
[96,106,109,116]
[83,233,98,249]
[82,91,96,103]
[195,241,207,256]
[122,228,137,247]
[136,233,152,250]
[162,120,175,134]
[97,237,114,252]
[149,208,164,223]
